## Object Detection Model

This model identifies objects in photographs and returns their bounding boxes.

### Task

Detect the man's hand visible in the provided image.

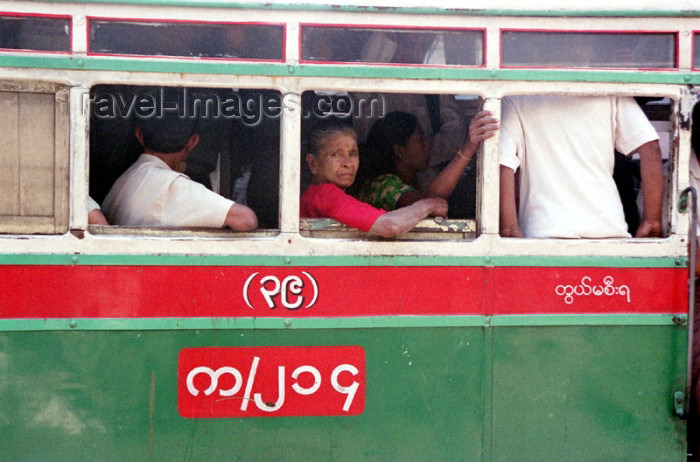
[634,219,662,238]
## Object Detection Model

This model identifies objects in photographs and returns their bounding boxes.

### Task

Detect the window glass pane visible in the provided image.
[89,20,284,60]
[694,32,700,69]
[302,26,483,66]
[502,31,676,69]
[0,16,70,52]
[90,85,281,230]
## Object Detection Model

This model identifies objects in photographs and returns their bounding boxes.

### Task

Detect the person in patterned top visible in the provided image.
[355,110,498,214]
[300,120,447,237]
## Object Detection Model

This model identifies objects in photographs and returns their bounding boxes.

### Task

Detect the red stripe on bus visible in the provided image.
[0,265,686,318]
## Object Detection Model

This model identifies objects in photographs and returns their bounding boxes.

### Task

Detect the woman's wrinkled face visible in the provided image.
[307,132,359,189]
[398,126,431,171]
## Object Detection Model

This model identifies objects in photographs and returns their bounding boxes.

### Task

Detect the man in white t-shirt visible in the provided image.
[498,95,663,238]
[102,94,257,230]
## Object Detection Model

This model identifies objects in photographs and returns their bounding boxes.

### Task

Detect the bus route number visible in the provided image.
[178,346,365,417]
[243,271,319,310]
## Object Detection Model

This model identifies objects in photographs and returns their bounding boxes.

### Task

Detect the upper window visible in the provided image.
[88,19,285,61]
[0,81,69,234]
[501,30,677,69]
[694,32,700,70]
[0,14,71,53]
[301,26,484,66]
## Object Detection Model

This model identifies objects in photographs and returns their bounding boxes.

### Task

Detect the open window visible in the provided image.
[89,84,281,234]
[498,94,672,239]
[0,81,69,234]
[299,90,482,240]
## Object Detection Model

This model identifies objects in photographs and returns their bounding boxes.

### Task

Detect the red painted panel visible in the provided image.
[178,346,365,417]
[0,265,686,318]
[491,267,686,314]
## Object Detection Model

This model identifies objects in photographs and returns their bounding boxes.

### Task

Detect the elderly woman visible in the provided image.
[300,120,447,237]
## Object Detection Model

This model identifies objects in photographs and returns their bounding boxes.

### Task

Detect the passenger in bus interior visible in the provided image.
[691,103,700,277]
[300,120,447,237]
[87,196,109,225]
[689,102,700,454]
[349,92,483,216]
[101,92,258,230]
[498,95,663,238]
[354,110,498,215]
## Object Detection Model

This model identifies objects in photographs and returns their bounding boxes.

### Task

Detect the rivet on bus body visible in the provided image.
[287,65,295,74]
[71,255,79,264]
[76,59,85,68]
[484,256,491,263]
[284,319,292,328]
[283,257,291,265]
[675,258,683,266]
[69,320,78,328]
[673,314,688,326]
[684,74,691,82]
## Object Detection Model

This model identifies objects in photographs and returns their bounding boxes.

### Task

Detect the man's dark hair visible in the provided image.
[134,88,198,154]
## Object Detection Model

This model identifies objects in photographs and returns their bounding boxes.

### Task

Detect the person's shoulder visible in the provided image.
[311,183,344,194]
[691,149,700,179]
[302,183,343,202]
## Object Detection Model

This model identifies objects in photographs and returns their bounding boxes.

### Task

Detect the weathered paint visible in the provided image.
[0,265,687,318]
[0,55,699,84]
[0,326,686,461]
[18,0,700,17]
[0,253,686,267]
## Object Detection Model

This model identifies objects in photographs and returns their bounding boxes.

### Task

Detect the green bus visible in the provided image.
[0,0,698,459]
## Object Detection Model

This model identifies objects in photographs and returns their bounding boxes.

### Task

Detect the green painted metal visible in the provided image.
[0,55,698,83]
[0,253,687,268]
[0,313,682,332]
[490,326,687,460]
[24,0,700,18]
[0,325,685,460]
[0,55,292,75]
[293,66,700,85]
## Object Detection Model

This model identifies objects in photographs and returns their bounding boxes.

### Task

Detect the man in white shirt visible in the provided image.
[102,94,258,231]
[498,95,663,239]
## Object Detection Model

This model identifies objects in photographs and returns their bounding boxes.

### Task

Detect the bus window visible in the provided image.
[498,94,671,239]
[301,26,484,66]
[694,32,700,70]
[0,14,71,53]
[0,81,69,234]
[501,31,677,69]
[89,85,281,232]
[89,19,284,61]
[299,90,482,239]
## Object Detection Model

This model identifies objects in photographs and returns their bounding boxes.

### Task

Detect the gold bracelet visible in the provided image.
[456,149,468,160]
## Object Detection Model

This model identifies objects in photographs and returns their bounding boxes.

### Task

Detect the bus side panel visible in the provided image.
[0,328,485,461]
[0,325,686,460]
[491,326,687,461]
